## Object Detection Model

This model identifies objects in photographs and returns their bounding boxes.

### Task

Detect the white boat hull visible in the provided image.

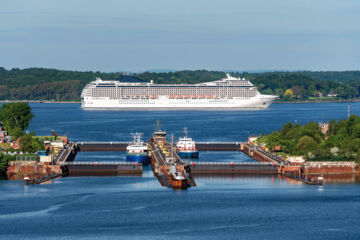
[82,95,277,110]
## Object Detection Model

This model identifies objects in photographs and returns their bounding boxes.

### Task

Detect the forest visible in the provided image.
[0,67,359,101]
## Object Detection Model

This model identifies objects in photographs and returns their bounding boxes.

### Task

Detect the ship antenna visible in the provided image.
[154,120,162,132]
[171,134,174,159]
[183,127,188,138]
[131,132,143,144]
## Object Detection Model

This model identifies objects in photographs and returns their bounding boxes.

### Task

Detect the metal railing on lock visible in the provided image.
[257,149,284,163]
[196,142,244,145]
[15,155,39,161]
[58,161,141,166]
[185,161,278,166]
[76,142,128,145]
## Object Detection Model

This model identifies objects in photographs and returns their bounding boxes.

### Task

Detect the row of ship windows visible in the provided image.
[83,99,251,103]
[92,88,255,93]
[92,91,256,97]
[93,88,254,92]
[114,101,235,104]
[92,94,255,97]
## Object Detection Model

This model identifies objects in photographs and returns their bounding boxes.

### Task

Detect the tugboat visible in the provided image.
[176,128,199,159]
[169,165,188,189]
[126,133,150,165]
[162,134,189,190]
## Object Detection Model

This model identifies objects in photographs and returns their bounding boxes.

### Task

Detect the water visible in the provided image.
[1,102,360,239]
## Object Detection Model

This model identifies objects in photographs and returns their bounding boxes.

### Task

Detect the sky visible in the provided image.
[0,0,359,72]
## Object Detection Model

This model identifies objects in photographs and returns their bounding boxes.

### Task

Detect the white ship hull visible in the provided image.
[82,94,277,110]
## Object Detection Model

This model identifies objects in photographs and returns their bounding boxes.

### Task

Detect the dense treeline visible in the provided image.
[137,70,225,84]
[0,67,359,101]
[301,71,360,83]
[261,115,360,162]
[246,73,359,100]
[0,80,83,101]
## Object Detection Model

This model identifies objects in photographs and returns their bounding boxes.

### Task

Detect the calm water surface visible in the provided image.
[1,102,360,239]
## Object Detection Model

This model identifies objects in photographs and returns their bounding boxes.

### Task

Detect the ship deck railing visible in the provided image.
[77,142,128,144]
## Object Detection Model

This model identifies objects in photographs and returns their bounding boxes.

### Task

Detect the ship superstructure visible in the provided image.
[126,133,149,165]
[176,128,199,159]
[81,74,278,109]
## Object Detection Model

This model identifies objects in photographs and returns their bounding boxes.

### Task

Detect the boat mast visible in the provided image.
[183,127,188,138]
[171,134,174,159]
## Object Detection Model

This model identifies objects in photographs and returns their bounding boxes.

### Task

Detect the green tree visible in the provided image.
[0,153,15,178]
[264,115,360,161]
[11,127,24,140]
[275,88,284,97]
[0,103,33,136]
[31,138,45,151]
[296,136,318,154]
[283,89,294,100]
[20,134,34,153]
[307,83,317,97]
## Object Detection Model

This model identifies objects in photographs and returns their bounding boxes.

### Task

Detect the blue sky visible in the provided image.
[0,0,359,72]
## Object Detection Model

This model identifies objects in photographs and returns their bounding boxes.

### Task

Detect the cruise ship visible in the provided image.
[81,74,278,109]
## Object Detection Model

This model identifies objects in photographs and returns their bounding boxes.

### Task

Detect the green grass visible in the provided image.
[307,96,338,101]
[33,136,66,141]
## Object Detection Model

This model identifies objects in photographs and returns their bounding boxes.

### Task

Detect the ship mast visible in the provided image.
[183,127,188,138]
[171,134,174,160]
[131,132,143,145]
[154,120,162,132]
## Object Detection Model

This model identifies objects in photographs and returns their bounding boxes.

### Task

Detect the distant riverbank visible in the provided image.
[1,98,360,105]
[0,100,81,104]
[274,98,360,104]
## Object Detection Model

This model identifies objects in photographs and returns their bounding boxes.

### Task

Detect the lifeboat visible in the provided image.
[169,95,175,99]
[176,95,183,99]
[184,95,191,99]
[200,95,206,99]
[214,96,220,99]
[150,95,157,99]
[206,95,213,99]
[191,95,198,99]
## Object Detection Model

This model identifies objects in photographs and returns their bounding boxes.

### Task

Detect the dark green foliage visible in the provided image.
[0,103,33,138]
[0,153,15,178]
[18,134,44,153]
[20,134,34,153]
[263,115,360,162]
[236,72,360,100]
[31,137,45,152]
[137,70,226,84]
[0,67,360,101]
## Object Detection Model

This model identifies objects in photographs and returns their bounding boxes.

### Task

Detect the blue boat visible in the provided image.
[126,133,150,165]
[176,128,199,159]
[178,151,199,159]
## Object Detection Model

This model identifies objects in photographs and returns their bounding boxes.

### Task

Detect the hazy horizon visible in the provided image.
[1,66,359,74]
[1,0,359,72]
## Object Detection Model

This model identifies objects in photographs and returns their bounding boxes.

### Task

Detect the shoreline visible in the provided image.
[0,100,81,104]
[274,99,360,104]
[0,99,360,104]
